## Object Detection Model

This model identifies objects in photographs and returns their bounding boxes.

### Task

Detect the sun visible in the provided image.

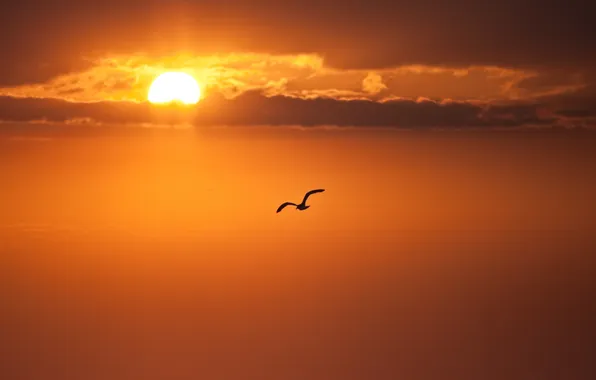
[148,72,201,105]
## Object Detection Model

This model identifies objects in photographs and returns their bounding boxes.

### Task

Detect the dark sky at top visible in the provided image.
[2,0,595,84]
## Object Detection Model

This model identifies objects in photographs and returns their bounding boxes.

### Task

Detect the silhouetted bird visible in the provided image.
[276,189,325,213]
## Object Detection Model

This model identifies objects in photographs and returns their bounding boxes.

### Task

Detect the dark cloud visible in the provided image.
[197,93,552,128]
[515,70,584,93]
[556,109,596,118]
[539,82,596,119]
[0,92,552,129]
[1,1,595,86]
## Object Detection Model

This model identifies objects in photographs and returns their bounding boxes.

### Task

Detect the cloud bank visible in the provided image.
[0,90,559,130]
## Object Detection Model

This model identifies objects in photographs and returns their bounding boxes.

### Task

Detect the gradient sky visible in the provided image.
[2,2,596,380]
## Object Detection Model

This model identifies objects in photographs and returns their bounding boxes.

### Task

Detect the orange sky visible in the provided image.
[2,129,596,380]
[2,128,595,233]
[2,2,596,380]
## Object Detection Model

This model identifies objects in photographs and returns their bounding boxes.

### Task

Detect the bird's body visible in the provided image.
[276,189,325,213]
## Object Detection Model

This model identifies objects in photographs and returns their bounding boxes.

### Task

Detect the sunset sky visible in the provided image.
[0,0,595,130]
[1,2,596,380]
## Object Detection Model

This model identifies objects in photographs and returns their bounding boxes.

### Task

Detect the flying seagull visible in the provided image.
[276,189,325,213]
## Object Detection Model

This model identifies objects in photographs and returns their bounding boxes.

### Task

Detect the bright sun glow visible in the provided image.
[148,72,201,105]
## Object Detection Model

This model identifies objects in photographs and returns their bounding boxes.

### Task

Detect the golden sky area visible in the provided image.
[2,129,596,380]
[2,128,596,233]
[2,1,596,380]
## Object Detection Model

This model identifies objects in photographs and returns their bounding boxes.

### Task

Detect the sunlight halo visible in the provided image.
[148,72,201,105]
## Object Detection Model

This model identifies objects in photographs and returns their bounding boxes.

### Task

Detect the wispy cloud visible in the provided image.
[0,53,554,103]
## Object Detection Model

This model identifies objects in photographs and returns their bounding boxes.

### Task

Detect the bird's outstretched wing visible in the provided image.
[276,202,297,213]
[302,189,325,204]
